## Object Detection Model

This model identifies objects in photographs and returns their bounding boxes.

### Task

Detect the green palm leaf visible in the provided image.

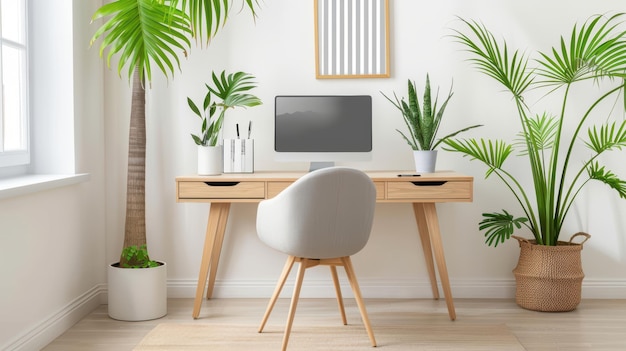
[443,138,512,177]
[479,210,529,247]
[588,162,626,199]
[208,71,262,109]
[585,120,626,153]
[188,70,262,146]
[536,13,626,86]
[91,0,192,82]
[451,17,533,99]
[514,113,559,155]
[177,0,258,44]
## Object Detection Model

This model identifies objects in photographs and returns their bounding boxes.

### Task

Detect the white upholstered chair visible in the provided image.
[256,167,377,350]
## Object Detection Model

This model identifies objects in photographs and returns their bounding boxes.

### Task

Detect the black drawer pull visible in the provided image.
[203,181,240,187]
[411,181,447,186]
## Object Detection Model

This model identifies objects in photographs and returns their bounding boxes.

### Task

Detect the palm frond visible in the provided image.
[585,120,626,153]
[91,0,192,82]
[451,17,533,99]
[188,70,262,146]
[514,113,559,155]
[176,0,259,45]
[536,13,626,86]
[588,162,626,199]
[479,210,529,247]
[208,71,262,108]
[442,138,513,177]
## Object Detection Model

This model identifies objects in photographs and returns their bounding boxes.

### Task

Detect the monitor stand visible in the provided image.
[309,161,334,172]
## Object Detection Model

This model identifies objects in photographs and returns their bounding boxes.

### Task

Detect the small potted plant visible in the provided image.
[381,74,481,172]
[188,70,262,175]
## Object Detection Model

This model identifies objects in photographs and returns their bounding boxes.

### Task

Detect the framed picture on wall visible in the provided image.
[314,0,390,79]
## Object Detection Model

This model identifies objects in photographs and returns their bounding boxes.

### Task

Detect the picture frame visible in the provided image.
[314,0,390,79]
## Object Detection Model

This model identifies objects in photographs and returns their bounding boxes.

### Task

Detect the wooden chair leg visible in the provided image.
[330,265,347,325]
[259,256,296,333]
[341,256,377,347]
[281,258,308,351]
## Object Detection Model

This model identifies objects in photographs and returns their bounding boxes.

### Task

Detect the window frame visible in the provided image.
[0,0,30,169]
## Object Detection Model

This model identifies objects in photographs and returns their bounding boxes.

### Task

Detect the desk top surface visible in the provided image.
[176,170,472,182]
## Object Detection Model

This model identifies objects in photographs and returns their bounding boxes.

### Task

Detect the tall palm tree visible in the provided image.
[91,0,259,267]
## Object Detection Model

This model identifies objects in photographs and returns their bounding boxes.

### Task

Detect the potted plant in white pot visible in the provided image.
[381,74,482,173]
[90,0,259,321]
[444,14,626,311]
[188,70,262,175]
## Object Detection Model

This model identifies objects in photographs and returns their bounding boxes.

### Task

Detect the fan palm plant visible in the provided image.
[444,14,626,247]
[381,74,482,151]
[188,70,262,147]
[90,0,259,268]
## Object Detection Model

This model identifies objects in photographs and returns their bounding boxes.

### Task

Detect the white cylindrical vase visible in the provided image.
[108,262,167,321]
[413,150,438,173]
[198,145,223,175]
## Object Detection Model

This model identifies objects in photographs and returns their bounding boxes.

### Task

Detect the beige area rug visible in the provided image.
[133,323,525,350]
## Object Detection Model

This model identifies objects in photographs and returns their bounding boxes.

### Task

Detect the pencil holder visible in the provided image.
[223,139,254,173]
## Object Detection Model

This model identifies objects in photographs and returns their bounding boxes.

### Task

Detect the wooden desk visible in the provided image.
[175,171,473,320]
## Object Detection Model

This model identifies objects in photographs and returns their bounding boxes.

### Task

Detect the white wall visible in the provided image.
[100,0,626,303]
[3,0,626,349]
[115,0,626,301]
[0,0,105,350]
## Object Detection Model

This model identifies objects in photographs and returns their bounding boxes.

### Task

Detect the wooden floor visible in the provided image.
[42,298,626,350]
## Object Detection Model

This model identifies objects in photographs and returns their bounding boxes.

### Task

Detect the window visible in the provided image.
[0,0,29,168]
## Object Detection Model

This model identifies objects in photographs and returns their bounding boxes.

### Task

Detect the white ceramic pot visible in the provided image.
[198,145,223,175]
[413,150,437,173]
[107,262,167,321]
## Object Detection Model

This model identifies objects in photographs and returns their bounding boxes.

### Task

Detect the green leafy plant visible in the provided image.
[188,70,262,147]
[120,245,159,268]
[90,0,259,268]
[444,14,626,247]
[381,74,482,151]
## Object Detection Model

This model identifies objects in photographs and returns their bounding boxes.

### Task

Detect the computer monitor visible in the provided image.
[274,95,373,171]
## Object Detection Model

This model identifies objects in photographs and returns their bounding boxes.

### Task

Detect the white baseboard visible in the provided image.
[167,278,626,299]
[3,284,106,351]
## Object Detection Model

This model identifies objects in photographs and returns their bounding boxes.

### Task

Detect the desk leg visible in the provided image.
[207,204,230,299]
[414,203,456,321]
[412,203,439,300]
[192,203,231,319]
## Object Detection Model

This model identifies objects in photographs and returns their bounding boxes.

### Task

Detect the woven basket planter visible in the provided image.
[512,232,590,312]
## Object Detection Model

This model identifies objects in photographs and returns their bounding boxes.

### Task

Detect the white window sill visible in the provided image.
[0,173,90,200]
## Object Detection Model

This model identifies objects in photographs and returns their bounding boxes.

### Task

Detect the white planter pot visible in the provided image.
[413,150,438,173]
[198,145,223,175]
[108,262,167,321]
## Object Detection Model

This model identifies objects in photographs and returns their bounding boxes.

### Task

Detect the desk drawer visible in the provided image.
[178,181,265,199]
[267,181,292,199]
[387,180,472,201]
[267,181,386,200]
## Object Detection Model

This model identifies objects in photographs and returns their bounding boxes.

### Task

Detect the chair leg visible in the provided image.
[341,256,377,347]
[329,265,347,325]
[259,255,296,333]
[281,258,308,351]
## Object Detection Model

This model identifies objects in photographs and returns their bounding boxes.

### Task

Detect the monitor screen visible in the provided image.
[274,95,372,170]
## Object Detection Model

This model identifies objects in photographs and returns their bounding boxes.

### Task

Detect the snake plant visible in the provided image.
[381,74,482,151]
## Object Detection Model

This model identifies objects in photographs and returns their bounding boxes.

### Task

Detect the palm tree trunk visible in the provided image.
[120,68,148,267]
